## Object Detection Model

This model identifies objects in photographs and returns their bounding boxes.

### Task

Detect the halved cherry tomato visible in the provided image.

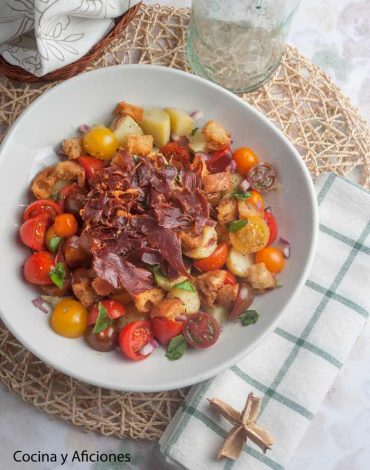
[85,324,118,352]
[224,271,237,285]
[54,213,78,237]
[183,312,220,349]
[255,246,285,273]
[19,214,50,251]
[151,317,184,345]
[161,141,189,159]
[232,147,260,175]
[119,320,154,361]
[229,283,254,320]
[88,299,126,326]
[23,251,55,285]
[82,126,118,160]
[23,199,61,221]
[193,243,228,272]
[50,298,88,338]
[264,210,278,246]
[77,156,105,181]
[229,215,270,255]
[247,162,278,192]
[206,146,232,173]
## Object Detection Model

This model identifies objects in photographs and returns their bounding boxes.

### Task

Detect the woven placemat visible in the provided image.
[0,4,369,441]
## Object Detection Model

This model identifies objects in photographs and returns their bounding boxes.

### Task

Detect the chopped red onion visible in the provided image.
[175,315,187,322]
[57,148,67,156]
[150,338,159,349]
[279,236,290,245]
[139,342,154,356]
[226,160,237,171]
[239,179,251,192]
[282,245,291,259]
[191,110,203,121]
[79,124,90,132]
[195,151,212,162]
[178,135,190,147]
[32,297,49,314]
[171,133,180,142]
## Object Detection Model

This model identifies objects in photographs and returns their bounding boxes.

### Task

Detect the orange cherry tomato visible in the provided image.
[193,243,228,272]
[53,213,78,238]
[232,147,260,175]
[255,246,285,273]
[229,215,270,255]
[248,190,265,211]
[50,298,88,338]
[82,127,118,160]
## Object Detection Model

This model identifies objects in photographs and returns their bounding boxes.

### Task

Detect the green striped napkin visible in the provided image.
[159,173,370,470]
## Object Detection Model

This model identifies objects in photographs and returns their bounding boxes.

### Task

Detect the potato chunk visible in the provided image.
[183,226,217,260]
[140,108,170,147]
[203,172,232,193]
[133,288,165,313]
[164,107,194,136]
[188,129,208,153]
[127,135,154,156]
[63,138,83,160]
[247,263,276,290]
[150,298,186,320]
[202,120,231,150]
[111,115,144,147]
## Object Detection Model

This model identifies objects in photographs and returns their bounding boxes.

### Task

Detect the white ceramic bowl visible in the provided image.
[0,65,317,392]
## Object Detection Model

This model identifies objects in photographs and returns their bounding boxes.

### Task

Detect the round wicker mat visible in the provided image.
[0,4,369,441]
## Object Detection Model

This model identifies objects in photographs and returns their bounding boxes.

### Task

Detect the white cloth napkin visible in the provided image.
[0,0,140,77]
[159,173,370,470]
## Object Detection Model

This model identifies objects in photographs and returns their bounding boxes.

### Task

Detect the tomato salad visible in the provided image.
[20,102,288,362]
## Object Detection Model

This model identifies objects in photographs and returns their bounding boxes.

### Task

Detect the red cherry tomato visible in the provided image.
[88,299,126,326]
[161,141,189,159]
[23,199,61,221]
[264,210,278,246]
[119,320,154,361]
[183,312,220,349]
[206,146,232,173]
[77,156,105,182]
[224,271,237,285]
[151,317,184,345]
[193,243,228,272]
[19,214,50,251]
[23,251,55,285]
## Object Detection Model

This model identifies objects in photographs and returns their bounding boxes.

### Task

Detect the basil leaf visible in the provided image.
[48,236,62,253]
[239,310,259,326]
[49,263,66,289]
[166,335,187,361]
[232,190,251,200]
[228,219,248,233]
[93,302,113,334]
[191,127,199,136]
[174,280,196,292]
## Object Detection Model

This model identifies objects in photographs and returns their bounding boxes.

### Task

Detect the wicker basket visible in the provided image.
[0,2,142,83]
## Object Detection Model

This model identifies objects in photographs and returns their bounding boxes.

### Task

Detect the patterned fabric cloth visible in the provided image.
[159,173,370,469]
[0,0,139,76]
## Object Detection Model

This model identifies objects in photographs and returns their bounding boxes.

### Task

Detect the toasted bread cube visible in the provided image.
[194,270,227,307]
[203,172,232,193]
[62,138,83,160]
[115,101,144,122]
[133,287,165,313]
[217,198,238,225]
[150,297,186,320]
[202,120,231,150]
[217,284,239,308]
[127,135,154,156]
[247,263,276,290]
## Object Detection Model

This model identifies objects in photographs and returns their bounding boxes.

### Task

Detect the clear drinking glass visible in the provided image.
[187,0,300,92]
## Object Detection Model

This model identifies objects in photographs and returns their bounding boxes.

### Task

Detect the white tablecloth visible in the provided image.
[1,1,369,469]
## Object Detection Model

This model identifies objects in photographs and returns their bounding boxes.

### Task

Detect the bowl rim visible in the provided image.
[0,64,318,392]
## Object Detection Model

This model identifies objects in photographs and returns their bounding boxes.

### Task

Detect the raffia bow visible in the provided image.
[208,392,273,460]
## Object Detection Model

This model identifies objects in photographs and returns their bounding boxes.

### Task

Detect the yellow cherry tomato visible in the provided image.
[82,126,118,160]
[229,215,270,255]
[232,147,260,175]
[248,190,265,211]
[50,298,88,338]
[255,246,285,273]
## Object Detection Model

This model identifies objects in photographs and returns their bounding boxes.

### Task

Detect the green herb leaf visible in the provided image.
[47,236,62,253]
[166,335,187,360]
[49,263,66,289]
[232,189,251,200]
[239,310,259,326]
[191,127,199,136]
[93,302,113,334]
[174,280,196,292]
[152,265,165,285]
[227,219,248,233]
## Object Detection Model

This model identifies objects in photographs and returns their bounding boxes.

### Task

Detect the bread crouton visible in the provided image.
[72,277,99,308]
[62,138,83,160]
[191,153,209,178]
[217,198,238,225]
[31,166,58,199]
[133,287,165,313]
[247,263,276,290]
[55,160,85,187]
[194,270,227,307]
[202,120,231,150]
[127,135,154,156]
[217,284,239,308]
[203,172,232,193]
[179,229,203,251]
[115,101,144,122]
[150,298,186,320]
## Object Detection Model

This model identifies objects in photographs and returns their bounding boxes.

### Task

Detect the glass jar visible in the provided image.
[187,0,300,92]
